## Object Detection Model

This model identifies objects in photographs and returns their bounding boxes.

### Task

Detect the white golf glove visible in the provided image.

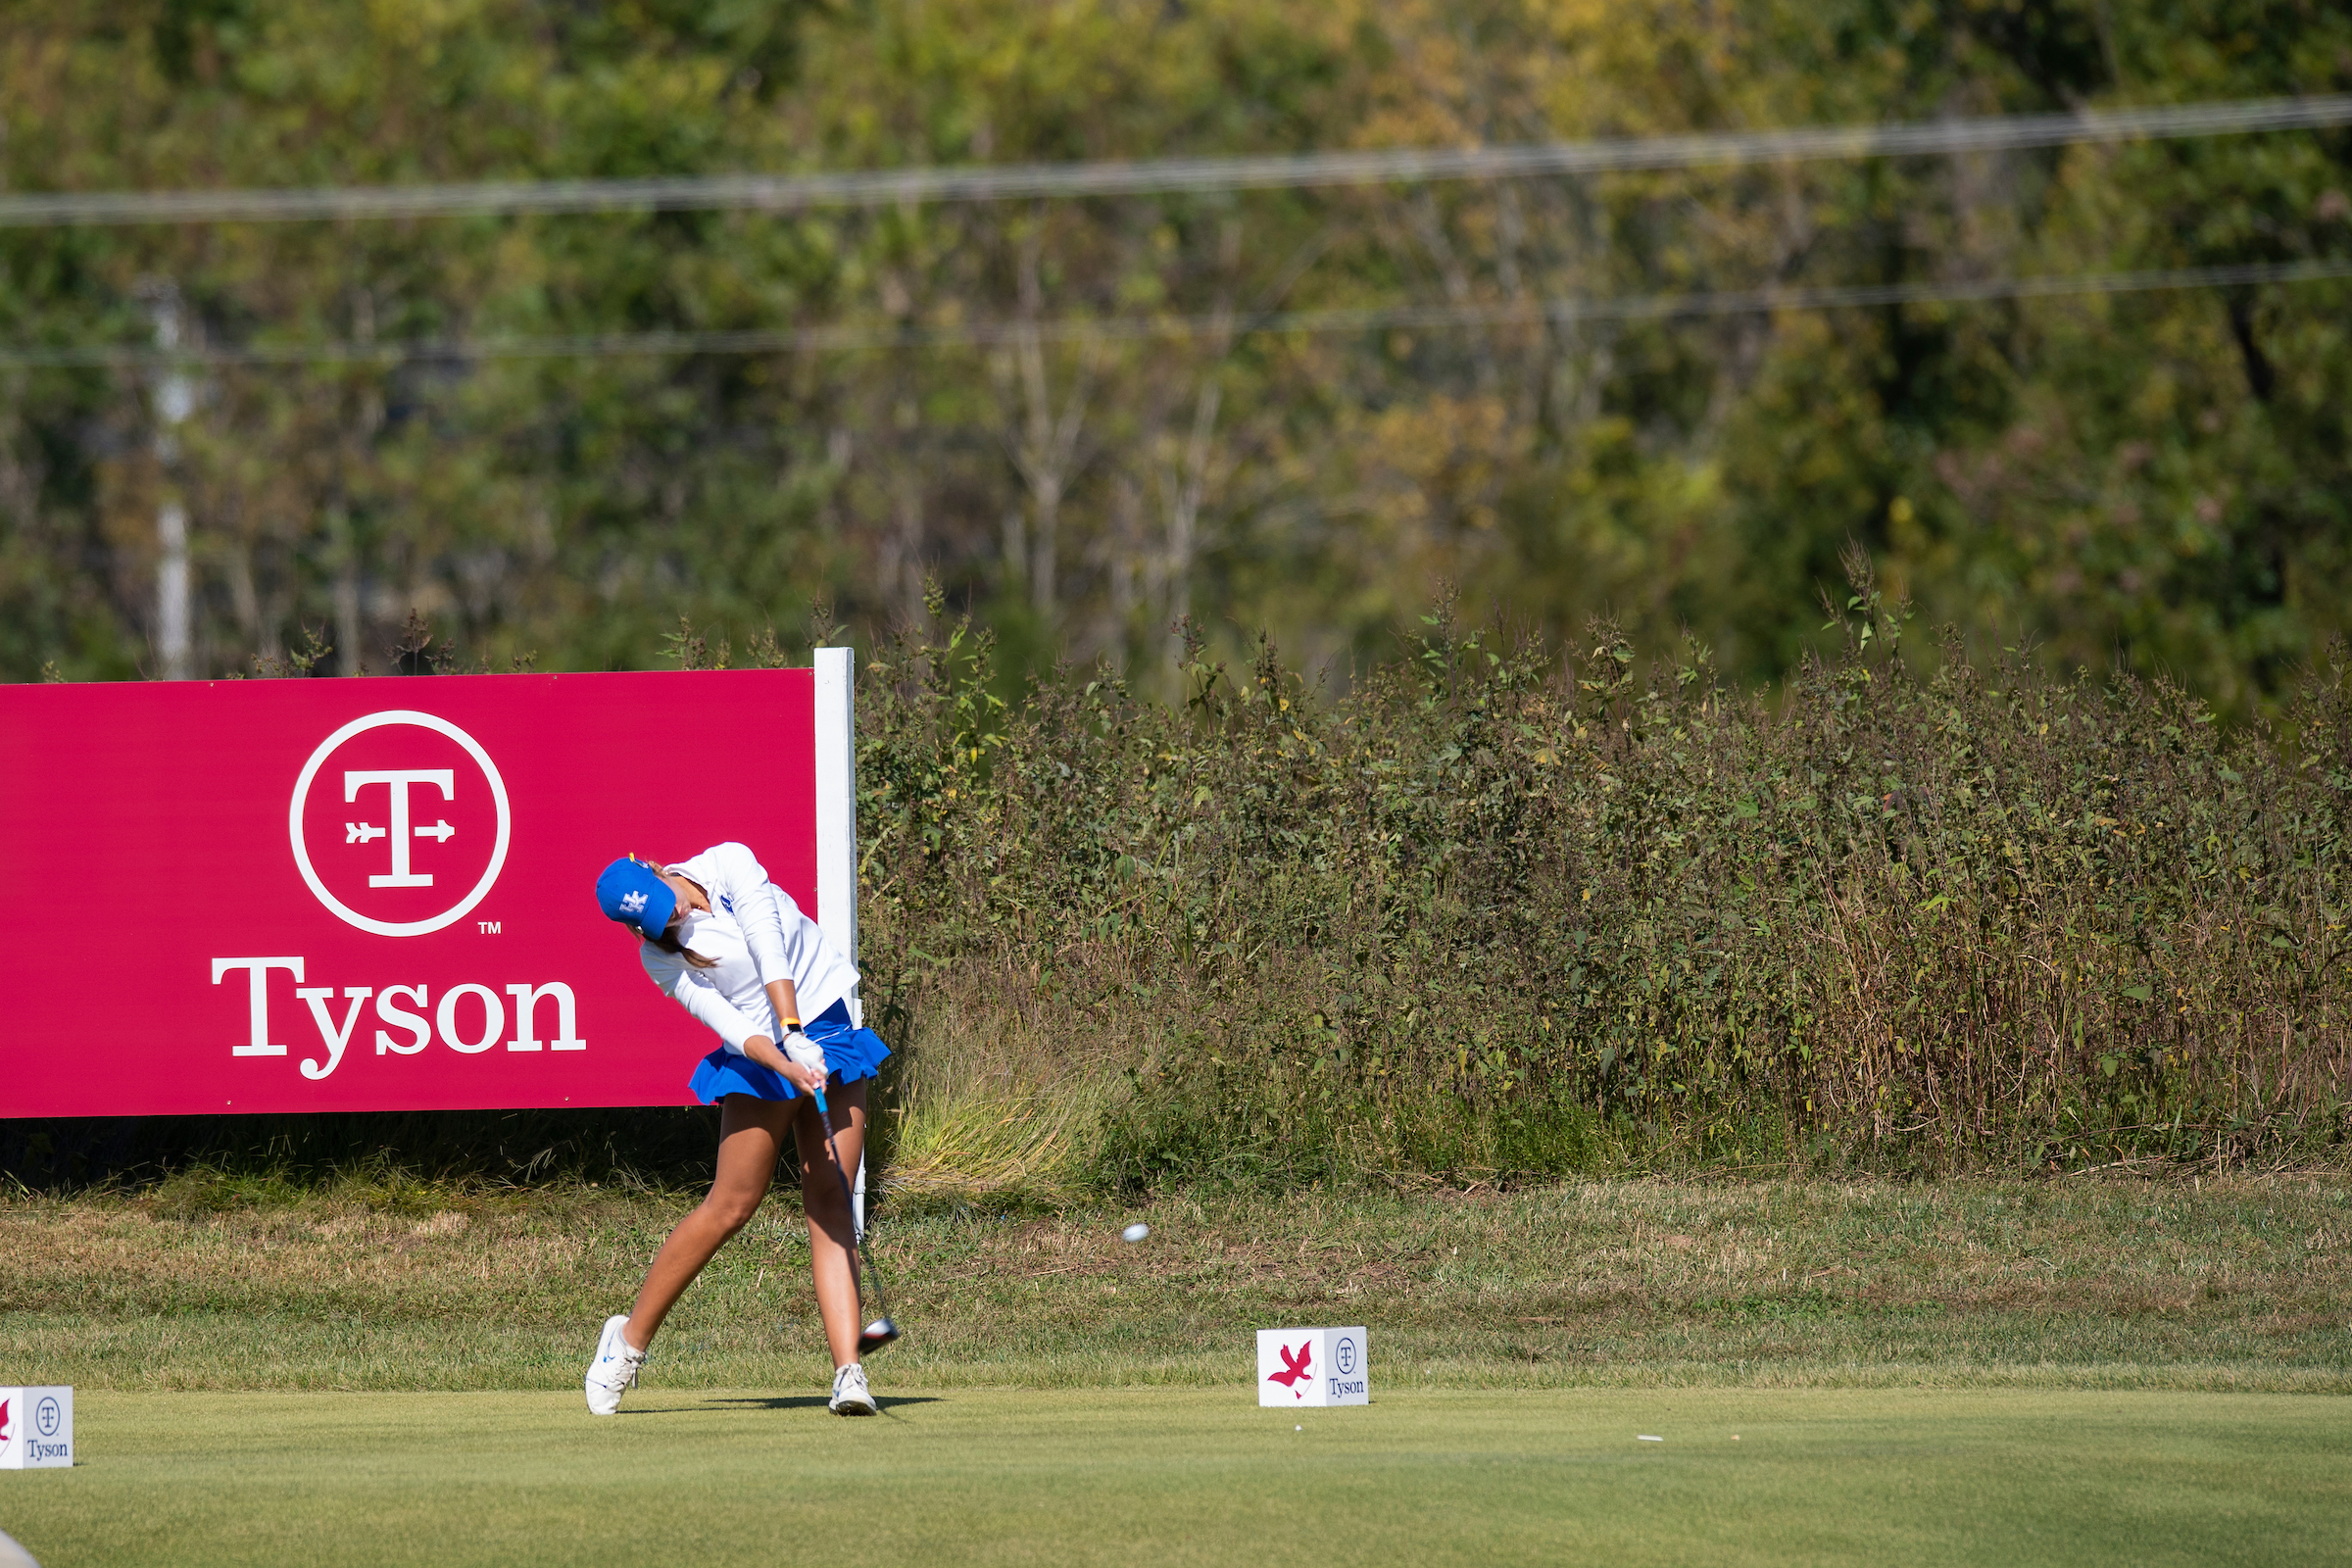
[781,1028,827,1079]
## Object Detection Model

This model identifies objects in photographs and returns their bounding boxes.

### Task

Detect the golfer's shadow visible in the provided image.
[617,1395,943,1415]
[710,1395,943,1413]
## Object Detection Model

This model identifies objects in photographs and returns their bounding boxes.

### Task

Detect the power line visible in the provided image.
[3,94,2348,227]
[4,259,2342,370]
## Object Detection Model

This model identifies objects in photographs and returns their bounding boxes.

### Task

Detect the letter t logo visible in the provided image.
[344,769,456,887]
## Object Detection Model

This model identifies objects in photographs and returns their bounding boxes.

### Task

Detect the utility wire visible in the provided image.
[5,259,2343,370]
[3,94,2348,227]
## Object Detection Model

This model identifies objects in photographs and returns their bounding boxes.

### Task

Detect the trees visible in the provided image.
[2,0,2346,712]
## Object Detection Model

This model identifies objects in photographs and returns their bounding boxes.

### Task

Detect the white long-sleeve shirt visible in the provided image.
[638,842,859,1055]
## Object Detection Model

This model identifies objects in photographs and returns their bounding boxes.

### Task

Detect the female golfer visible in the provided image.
[582,841,889,1417]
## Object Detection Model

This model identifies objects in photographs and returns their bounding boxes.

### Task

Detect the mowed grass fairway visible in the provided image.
[5,1387,2348,1568]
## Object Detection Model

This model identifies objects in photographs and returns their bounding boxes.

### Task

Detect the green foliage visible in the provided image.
[858,575,2352,1188]
[8,0,2352,1194]
[5,2,2352,712]
[10,569,2346,1198]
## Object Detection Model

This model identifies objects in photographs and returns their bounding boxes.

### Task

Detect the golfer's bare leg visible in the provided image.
[622,1097,790,1349]
[793,1080,868,1369]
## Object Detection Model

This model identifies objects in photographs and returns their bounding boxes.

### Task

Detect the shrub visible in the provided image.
[858,568,2352,1188]
[14,569,2345,1196]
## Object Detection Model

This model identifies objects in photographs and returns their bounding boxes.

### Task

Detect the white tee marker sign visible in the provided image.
[0,1387,72,1468]
[1256,1327,1369,1407]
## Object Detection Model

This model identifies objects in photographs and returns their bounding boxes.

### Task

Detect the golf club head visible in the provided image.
[858,1317,901,1354]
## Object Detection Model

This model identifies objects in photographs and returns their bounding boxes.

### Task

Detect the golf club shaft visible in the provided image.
[812,1089,890,1323]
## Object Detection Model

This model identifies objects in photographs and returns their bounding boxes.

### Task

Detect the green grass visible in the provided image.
[7,1175,2348,1393]
[7,1176,2348,1564]
[3,1388,2348,1567]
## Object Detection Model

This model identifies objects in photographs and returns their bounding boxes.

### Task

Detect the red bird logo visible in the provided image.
[1266,1341,1313,1397]
[0,1398,10,1444]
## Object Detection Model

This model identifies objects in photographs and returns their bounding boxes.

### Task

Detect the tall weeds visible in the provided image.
[859,570,2352,1189]
[15,573,2345,1196]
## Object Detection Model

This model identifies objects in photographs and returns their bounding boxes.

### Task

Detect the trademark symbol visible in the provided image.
[477,920,502,934]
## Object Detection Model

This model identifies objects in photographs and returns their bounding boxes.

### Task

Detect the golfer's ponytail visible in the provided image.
[649,928,720,970]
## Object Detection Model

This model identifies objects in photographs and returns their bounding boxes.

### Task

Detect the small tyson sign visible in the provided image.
[1255,1327,1369,1407]
[0,1386,73,1469]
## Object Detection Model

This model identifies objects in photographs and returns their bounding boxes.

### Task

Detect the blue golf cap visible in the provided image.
[596,857,678,942]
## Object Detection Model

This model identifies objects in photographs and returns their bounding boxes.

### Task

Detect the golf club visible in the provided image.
[811,1086,901,1355]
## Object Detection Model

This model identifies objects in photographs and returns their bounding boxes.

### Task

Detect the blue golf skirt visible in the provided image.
[686,998,891,1105]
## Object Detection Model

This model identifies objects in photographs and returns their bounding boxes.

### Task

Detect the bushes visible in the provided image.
[13,571,2346,1196]
[859,571,2352,1186]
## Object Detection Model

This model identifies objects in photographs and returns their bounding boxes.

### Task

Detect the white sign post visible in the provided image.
[0,1387,72,1468]
[812,646,868,1237]
[1255,1327,1369,1407]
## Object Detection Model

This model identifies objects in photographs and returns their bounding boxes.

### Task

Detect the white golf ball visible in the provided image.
[1121,1223,1151,1244]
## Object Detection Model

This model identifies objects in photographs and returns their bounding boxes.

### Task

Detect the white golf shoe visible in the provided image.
[584,1314,647,1416]
[828,1362,877,1416]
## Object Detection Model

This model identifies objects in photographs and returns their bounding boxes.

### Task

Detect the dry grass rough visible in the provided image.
[9,1173,2346,1393]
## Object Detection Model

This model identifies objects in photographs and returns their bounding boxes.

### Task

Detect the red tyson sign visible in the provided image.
[0,666,850,1117]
